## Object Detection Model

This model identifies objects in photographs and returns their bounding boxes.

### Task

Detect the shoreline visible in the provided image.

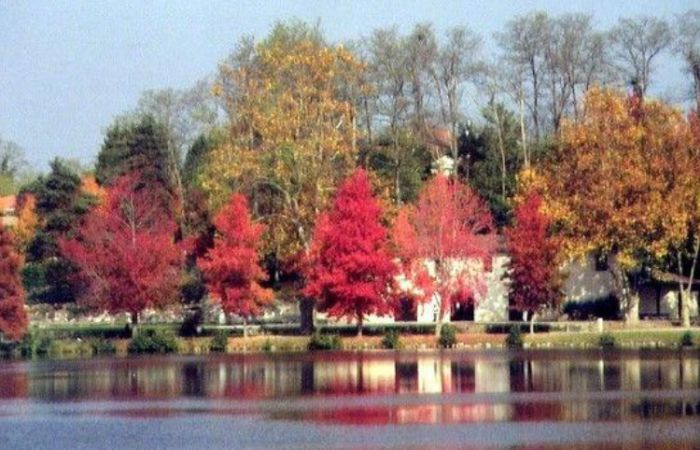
[2,326,699,360]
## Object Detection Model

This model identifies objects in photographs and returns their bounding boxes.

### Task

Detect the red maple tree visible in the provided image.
[0,228,28,341]
[505,192,562,331]
[60,174,183,325]
[394,174,495,335]
[304,169,397,336]
[198,193,273,336]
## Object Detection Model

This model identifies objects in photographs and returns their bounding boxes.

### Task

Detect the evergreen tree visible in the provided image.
[21,159,95,305]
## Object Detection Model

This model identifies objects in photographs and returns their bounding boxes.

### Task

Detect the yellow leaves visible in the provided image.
[546,87,696,265]
[204,30,366,261]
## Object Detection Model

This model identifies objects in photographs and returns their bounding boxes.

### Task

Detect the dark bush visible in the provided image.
[438,324,457,348]
[128,329,178,354]
[90,338,116,355]
[505,326,523,348]
[381,329,402,349]
[599,333,616,349]
[681,331,694,348]
[563,296,620,320]
[308,333,342,351]
[209,330,229,353]
[486,323,551,334]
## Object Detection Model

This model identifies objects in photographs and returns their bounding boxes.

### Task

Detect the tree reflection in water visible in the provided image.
[0,351,698,424]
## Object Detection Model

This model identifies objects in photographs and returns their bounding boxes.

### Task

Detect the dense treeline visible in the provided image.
[1,11,700,341]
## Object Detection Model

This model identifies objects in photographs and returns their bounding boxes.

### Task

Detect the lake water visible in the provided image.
[0,350,699,449]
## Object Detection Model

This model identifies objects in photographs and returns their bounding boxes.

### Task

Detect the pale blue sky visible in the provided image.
[0,0,696,171]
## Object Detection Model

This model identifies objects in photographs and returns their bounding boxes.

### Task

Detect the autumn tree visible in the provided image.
[198,193,273,337]
[0,228,28,341]
[394,175,495,335]
[505,192,563,333]
[304,169,397,336]
[204,22,363,266]
[60,174,183,326]
[544,88,689,324]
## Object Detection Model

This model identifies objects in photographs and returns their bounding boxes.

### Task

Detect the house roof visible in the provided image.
[648,269,700,286]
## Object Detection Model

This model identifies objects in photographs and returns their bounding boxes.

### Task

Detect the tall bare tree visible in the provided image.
[608,16,673,98]
[675,10,700,109]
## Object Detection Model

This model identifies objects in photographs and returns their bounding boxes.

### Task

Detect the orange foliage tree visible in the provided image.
[544,88,692,323]
[198,194,274,337]
[0,227,28,341]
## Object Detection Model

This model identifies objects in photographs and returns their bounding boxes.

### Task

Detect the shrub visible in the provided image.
[563,296,620,320]
[308,333,342,351]
[128,329,179,354]
[261,338,273,352]
[680,331,694,348]
[209,330,229,353]
[90,338,117,355]
[438,324,457,348]
[599,333,616,349]
[381,329,402,349]
[505,326,524,349]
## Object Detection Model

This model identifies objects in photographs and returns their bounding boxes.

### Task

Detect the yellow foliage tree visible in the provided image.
[203,23,364,263]
[544,88,691,324]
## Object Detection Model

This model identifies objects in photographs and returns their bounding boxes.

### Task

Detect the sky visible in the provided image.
[0,0,696,172]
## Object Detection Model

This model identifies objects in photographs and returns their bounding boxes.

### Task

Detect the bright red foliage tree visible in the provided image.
[304,169,397,336]
[60,174,183,325]
[394,174,495,335]
[198,193,273,336]
[0,228,28,341]
[505,193,563,332]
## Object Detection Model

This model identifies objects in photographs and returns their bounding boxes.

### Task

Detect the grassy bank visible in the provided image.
[2,324,699,359]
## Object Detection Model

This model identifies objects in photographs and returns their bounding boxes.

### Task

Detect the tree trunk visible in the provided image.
[529,312,536,335]
[357,313,364,337]
[608,257,639,325]
[299,298,315,335]
[680,290,691,328]
[243,317,248,339]
[130,311,139,337]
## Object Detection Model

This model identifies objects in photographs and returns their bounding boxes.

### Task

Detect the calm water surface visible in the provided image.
[1,349,699,449]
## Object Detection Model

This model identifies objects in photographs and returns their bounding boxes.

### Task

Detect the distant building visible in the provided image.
[0,195,17,227]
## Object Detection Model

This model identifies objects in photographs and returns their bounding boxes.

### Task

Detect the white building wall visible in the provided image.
[562,254,616,303]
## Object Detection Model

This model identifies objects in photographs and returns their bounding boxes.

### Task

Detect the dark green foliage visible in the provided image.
[96,115,172,190]
[21,159,96,305]
[307,333,342,351]
[599,333,616,349]
[381,329,402,349]
[505,326,524,348]
[209,330,229,353]
[486,323,552,334]
[438,324,457,348]
[361,131,433,205]
[462,107,522,227]
[127,329,179,354]
[563,296,620,320]
[680,331,694,347]
[183,134,214,188]
[261,338,273,352]
[89,338,116,355]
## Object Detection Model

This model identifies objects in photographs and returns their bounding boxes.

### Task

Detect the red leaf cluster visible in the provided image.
[198,194,273,318]
[394,175,495,322]
[60,174,183,320]
[0,228,28,341]
[304,169,397,331]
[505,193,563,315]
